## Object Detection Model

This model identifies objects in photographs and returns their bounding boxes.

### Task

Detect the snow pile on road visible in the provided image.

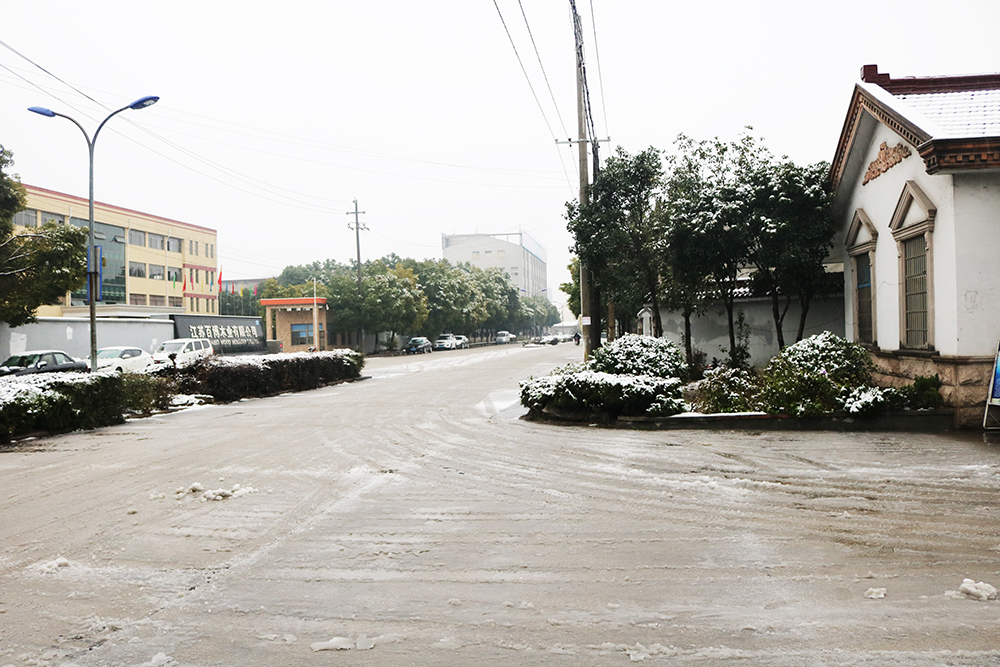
[33,556,71,573]
[311,634,403,651]
[958,578,998,601]
[174,482,258,502]
[864,587,886,599]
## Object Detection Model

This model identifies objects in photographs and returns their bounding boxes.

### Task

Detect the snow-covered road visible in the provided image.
[2,343,999,666]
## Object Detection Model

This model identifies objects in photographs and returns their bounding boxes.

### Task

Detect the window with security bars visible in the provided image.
[856,254,873,344]
[903,236,928,348]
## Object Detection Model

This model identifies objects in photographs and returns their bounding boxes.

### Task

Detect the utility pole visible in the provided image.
[346,199,367,352]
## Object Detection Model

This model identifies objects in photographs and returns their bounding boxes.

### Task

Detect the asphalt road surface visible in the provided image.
[2,343,999,666]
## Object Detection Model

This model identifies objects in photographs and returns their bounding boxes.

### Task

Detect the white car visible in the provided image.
[96,346,154,372]
[433,334,457,351]
[495,331,516,344]
[453,335,469,349]
[152,338,215,368]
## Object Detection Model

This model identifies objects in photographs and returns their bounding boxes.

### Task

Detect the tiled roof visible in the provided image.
[895,89,1000,140]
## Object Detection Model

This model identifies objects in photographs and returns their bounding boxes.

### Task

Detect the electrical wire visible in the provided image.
[586,0,610,140]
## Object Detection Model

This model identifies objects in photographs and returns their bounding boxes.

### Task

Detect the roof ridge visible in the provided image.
[862,64,1000,94]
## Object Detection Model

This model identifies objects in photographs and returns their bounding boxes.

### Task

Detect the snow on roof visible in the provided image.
[894,88,1000,139]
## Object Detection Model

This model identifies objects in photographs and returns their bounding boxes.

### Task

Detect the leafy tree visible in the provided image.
[0,145,87,326]
[559,257,581,319]
[566,146,667,337]
[361,263,428,347]
[746,159,836,347]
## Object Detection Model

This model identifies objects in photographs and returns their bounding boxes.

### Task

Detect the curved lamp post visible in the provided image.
[29,95,159,371]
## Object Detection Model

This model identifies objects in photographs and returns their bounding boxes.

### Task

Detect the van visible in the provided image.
[151,338,214,367]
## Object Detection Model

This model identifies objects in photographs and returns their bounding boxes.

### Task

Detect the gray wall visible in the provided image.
[1,318,175,360]
[658,295,845,369]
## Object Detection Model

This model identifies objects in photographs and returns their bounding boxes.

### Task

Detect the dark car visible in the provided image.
[0,350,89,377]
[404,337,433,354]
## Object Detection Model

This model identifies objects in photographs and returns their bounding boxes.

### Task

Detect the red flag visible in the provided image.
[230,281,235,294]
[183,273,187,292]
[253,283,257,296]
[217,270,222,293]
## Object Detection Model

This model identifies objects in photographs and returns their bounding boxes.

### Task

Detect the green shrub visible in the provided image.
[590,334,688,380]
[759,332,877,417]
[692,366,762,414]
[120,373,177,414]
[896,374,944,410]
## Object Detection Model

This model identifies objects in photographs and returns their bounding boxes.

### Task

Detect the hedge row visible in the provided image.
[0,372,176,443]
[0,350,365,443]
[153,350,365,402]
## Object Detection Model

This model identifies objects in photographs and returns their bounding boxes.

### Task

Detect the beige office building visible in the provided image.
[15,184,219,317]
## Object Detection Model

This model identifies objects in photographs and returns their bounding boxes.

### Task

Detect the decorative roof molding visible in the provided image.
[919,137,1000,174]
[830,86,930,192]
[863,142,912,185]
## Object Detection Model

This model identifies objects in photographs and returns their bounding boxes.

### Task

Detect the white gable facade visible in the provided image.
[832,66,1000,427]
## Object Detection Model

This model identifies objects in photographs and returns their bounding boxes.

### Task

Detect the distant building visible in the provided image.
[441,231,547,298]
[15,184,219,317]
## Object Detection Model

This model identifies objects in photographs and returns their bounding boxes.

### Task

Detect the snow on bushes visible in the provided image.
[590,334,689,380]
[688,332,942,418]
[520,335,687,419]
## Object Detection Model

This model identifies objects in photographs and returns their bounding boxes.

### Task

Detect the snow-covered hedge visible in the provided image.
[0,372,174,443]
[153,349,365,403]
[520,371,685,419]
[590,334,689,380]
[520,335,687,419]
[692,366,762,414]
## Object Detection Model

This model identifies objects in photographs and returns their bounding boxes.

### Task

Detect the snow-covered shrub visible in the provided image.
[691,366,762,414]
[520,371,685,419]
[156,349,365,402]
[589,334,688,380]
[891,375,944,410]
[759,332,876,417]
[0,372,132,442]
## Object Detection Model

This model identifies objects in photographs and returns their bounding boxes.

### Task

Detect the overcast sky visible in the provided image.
[2,1,997,308]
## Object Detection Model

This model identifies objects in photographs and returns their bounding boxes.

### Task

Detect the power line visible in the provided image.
[492,0,576,191]
[586,0,610,139]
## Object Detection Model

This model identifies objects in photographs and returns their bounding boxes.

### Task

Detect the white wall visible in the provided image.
[953,172,1000,356]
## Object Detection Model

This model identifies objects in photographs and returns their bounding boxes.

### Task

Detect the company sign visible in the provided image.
[171,314,266,355]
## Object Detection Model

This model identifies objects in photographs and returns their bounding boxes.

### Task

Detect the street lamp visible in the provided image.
[29,95,159,371]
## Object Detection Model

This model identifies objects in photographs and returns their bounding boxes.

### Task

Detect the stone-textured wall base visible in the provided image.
[870,350,992,429]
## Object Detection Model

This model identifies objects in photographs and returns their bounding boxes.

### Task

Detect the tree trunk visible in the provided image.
[771,289,788,352]
[796,292,813,342]
[683,307,694,366]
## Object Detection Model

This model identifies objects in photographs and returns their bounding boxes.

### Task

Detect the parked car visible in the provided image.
[0,350,89,377]
[495,331,516,344]
[405,336,432,354]
[151,338,214,368]
[453,335,469,349]
[539,334,559,345]
[433,334,457,351]
[96,346,154,372]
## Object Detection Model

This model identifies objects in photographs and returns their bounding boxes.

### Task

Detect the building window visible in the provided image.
[167,236,182,253]
[128,229,146,246]
[40,211,64,225]
[13,209,36,228]
[291,323,313,346]
[129,261,146,278]
[169,296,183,308]
[129,293,147,306]
[167,266,182,282]
[149,233,165,250]
[148,264,165,280]
[855,253,873,345]
[903,236,928,348]
[149,294,166,306]
[472,251,479,260]
[485,250,492,261]
[497,249,505,261]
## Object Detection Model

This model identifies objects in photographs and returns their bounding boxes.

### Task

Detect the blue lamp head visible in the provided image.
[129,96,159,110]
[28,106,56,117]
